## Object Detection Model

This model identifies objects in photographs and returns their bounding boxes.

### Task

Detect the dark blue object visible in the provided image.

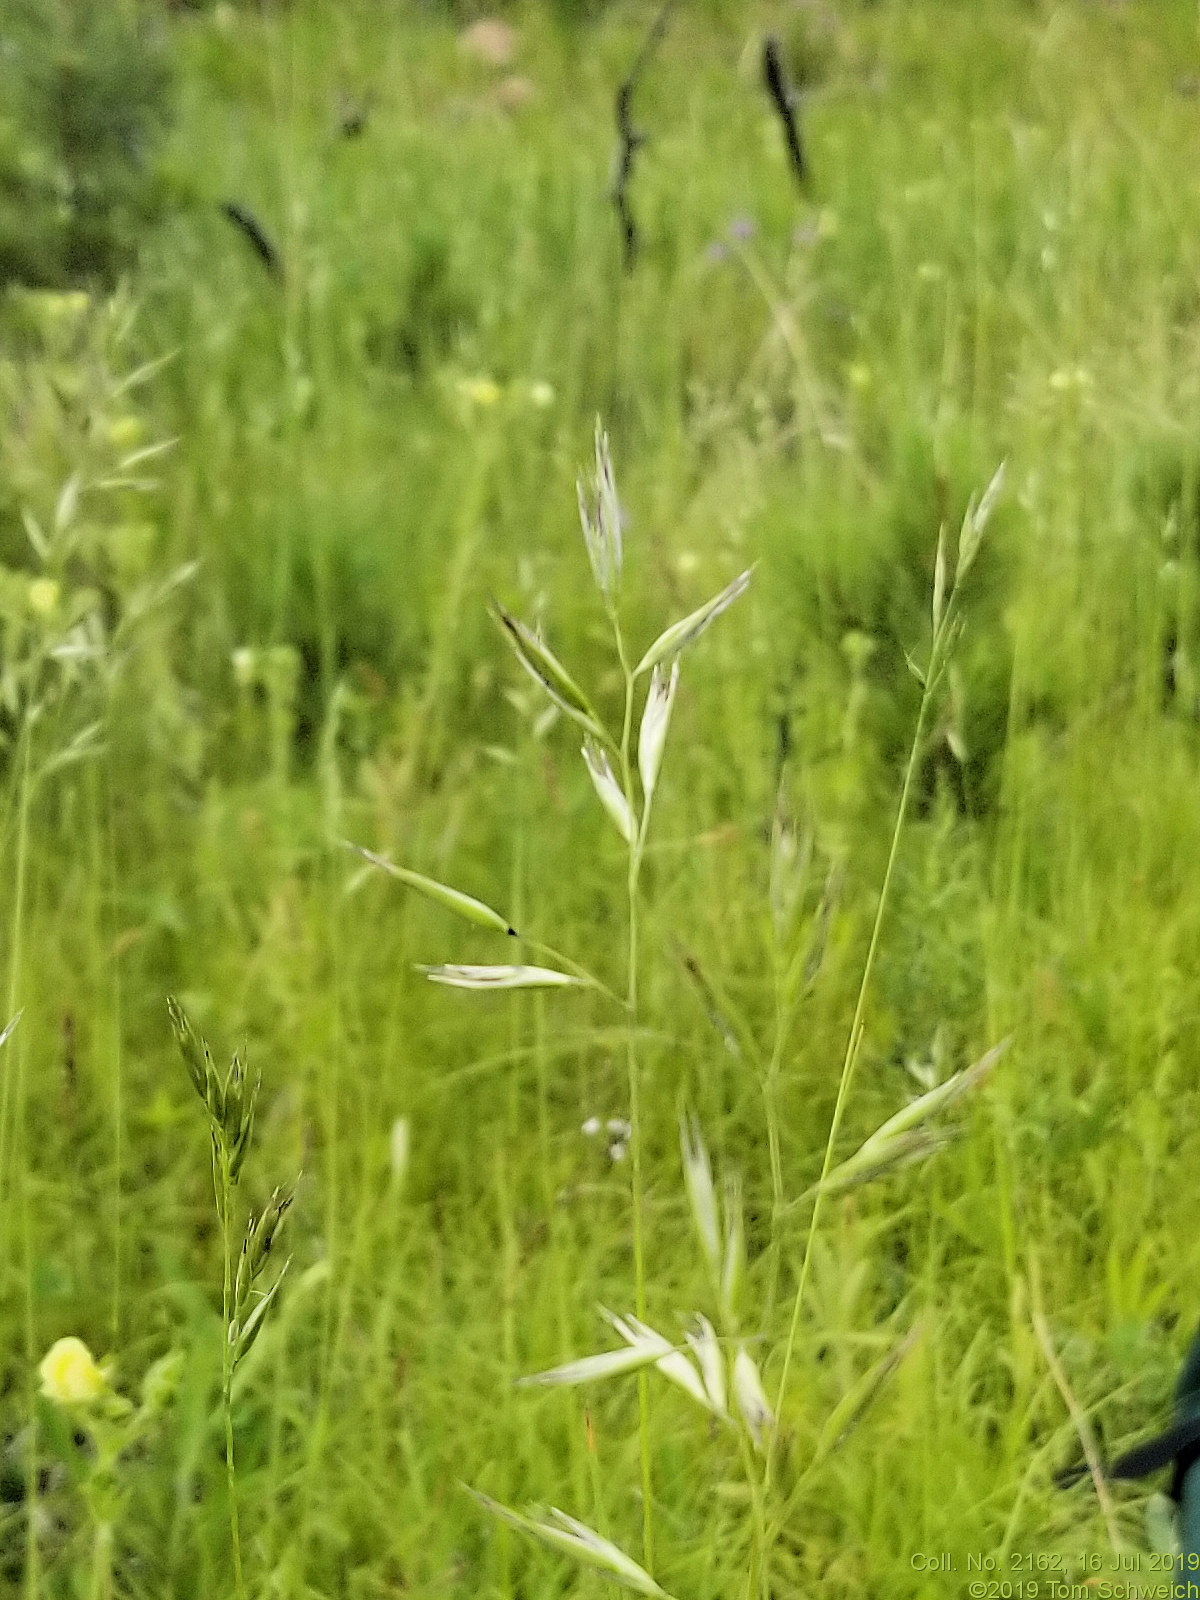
[1062,1327,1200,1554]
[1106,1329,1200,1555]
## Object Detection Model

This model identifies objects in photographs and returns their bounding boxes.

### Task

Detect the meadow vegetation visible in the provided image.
[4,0,1200,1594]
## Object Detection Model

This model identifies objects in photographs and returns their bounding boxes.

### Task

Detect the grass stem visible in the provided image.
[220,1151,246,1600]
[766,628,947,1501]
[617,627,654,1575]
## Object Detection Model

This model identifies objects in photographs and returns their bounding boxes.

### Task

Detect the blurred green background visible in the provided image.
[4,0,1200,1593]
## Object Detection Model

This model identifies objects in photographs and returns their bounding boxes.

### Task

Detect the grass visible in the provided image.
[5,0,1200,1593]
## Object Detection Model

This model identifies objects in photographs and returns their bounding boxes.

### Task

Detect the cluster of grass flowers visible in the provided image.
[347,426,1009,1593]
[167,999,296,1600]
[351,423,752,1586]
[0,287,189,764]
[16,409,1009,1596]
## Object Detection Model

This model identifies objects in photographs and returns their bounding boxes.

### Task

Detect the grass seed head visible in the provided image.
[638,659,679,816]
[221,1049,246,1140]
[248,1183,295,1276]
[231,1259,291,1370]
[858,1035,1010,1156]
[578,420,623,604]
[769,811,811,943]
[582,738,635,843]
[489,599,608,742]
[345,844,516,937]
[679,1111,721,1284]
[234,1183,294,1319]
[808,1126,958,1198]
[517,1339,674,1389]
[167,996,212,1106]
[390,1116,410,1185]
[634,567,753,678]
[732,1345,774,1452]
[955,460,1006,584]
[227,1065,261,1182]
[464,1489,676,1598]
[603,1309,720,1416]
[416,962,587,991]
[721,1172,745,1326]
[686,1315,728,1417]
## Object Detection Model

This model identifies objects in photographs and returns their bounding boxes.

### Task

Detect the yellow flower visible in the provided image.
[458,376,502,408]
[847,361,872,392]
[28,578,59,617]
[39,1337,107,1405]
[528,380,555,409]
[231,646,257,689]
[1049,365,1093,394]
[25,290,90,330]
[106,414,144,453]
